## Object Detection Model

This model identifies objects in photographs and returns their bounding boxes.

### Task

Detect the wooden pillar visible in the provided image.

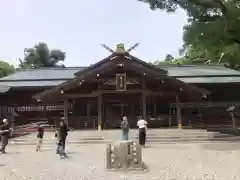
[63,98,69,126]
[97,94,102,131]
[131,104,135,117]
[231,112,236,129]
[141,77,147,120]
[176,95,182,129]
[142,95,147,120]
[168,104,172,127]
[120,104,124,118]
[153,103,157,118]
[87,103,91,117]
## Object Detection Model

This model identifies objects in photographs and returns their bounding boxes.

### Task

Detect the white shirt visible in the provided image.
[137,119,147,128]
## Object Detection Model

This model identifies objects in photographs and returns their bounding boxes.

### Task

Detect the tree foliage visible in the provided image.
[19,42,66,68]
[164,54,174,61]
[0,60,15,78]
[139,0,240,69]
[153,54,192,65]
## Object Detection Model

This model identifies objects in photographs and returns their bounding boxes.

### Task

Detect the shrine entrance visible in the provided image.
[103,94,141,129]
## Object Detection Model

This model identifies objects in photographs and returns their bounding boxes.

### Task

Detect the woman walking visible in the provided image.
[56,119,69,157]
[120,116,129,140]
[137,116,148,146]
[36,124,44,152]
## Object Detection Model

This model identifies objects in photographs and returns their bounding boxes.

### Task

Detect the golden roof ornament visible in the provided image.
[100,43,140,54]
[116,43,126,54]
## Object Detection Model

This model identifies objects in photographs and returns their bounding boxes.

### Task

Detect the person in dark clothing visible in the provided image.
[56,119,68,156]
[36,125,44,152]
[120,116,129,140]
[0,119,10,154]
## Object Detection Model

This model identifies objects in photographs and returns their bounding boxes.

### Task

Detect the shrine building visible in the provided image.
[0,44,240,129]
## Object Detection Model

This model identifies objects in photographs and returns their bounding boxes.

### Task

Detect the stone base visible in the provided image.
[106,140,147,171]
[107,162,148,172]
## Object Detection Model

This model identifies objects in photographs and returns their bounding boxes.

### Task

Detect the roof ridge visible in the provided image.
[17,66,86,71]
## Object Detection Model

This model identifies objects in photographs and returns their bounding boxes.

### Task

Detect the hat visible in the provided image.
[3,119,8,123]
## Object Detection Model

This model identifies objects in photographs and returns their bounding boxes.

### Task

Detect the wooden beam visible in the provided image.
[141,77,147,120]
[99,89,146,94]
[153,103,156,117]
[97,92,102,131]
[64,92,99,99]
[63,98,69,126]
[64,89,180,99]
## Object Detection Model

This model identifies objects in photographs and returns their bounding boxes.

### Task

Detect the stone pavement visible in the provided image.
[1,140,240,179]
[10,129,240,145]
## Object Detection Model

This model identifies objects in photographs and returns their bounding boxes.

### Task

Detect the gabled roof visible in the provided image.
[1,63,240,89]
[74,52,167,77]
[35,54,211,101]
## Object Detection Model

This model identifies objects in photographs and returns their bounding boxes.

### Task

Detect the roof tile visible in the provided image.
[0,65,239,87]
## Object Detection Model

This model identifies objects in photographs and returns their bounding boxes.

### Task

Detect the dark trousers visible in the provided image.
[57,137,66,154]
[0,136,8,153]
[138,128,146,145]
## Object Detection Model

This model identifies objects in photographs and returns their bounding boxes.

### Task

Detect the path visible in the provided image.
[0,130,240,179]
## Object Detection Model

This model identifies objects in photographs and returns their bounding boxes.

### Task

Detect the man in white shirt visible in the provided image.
[137,117,147,146]
[137,119,147,129]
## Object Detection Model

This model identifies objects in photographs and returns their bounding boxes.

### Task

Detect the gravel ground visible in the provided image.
[0,142,239,180]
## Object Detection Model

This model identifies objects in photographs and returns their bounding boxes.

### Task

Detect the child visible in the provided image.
[36,125,44,152]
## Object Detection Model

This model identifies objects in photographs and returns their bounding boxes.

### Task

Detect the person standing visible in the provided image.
[56,119,69,156]
[137,116,148,147]
[120,116,129,140]
[0,119,10,154]
[36,125,44,152]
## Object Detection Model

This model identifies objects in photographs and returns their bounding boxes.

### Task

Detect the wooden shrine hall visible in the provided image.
[35,44,210,130]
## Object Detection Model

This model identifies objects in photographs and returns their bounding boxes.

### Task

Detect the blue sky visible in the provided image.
[0,0,187,67]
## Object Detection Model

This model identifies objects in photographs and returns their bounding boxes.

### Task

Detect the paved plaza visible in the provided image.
[0,131,240,180]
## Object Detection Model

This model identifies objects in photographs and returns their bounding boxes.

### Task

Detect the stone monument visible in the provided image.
[106,140,146,171]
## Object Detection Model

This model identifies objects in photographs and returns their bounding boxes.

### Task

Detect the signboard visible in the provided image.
[116,73,127,91]
[0,104,73,112]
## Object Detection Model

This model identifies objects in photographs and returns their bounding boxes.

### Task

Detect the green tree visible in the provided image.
[0,60,15,78]
[139,0,240,68]
[152,56,192,65]
[164,54,174,61]
[19,42,66,68]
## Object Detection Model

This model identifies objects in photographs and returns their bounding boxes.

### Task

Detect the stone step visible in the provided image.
[141,134,233,139]
[9,137,240,146]
[10,140,111,145]
[145,132,213,135]
[10,135,240,145]
[145,136,240,142]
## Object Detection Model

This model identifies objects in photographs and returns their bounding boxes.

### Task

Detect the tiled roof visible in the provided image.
[0,65,239,88]
[0,80,65,87]
[159,65,240,77]
[0,85,10,93]
[178,77,240,83]
[0,67,85,81]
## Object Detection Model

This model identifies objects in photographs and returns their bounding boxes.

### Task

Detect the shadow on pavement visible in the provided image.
[5,151,20,155]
